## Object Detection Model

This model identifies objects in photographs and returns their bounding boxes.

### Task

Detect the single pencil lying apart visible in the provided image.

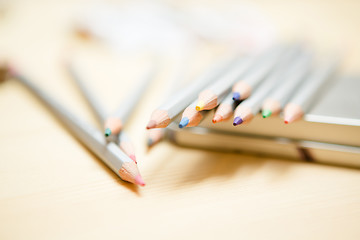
[10,68,145,186]
[283,57,338,124]
[66,61,154,162]
[261,51,312,118]
[104,65,155,137]
[212,91,240,123]
[233,47,303,126]
[146,53,240,129]
[67,60,154,138]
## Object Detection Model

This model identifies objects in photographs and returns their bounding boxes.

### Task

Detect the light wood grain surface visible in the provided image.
[1,1,360,239]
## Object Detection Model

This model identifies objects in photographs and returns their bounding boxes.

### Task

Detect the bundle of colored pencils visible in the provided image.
[146,43,339,131]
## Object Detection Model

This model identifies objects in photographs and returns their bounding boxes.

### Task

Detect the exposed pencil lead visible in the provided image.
[284,120,289,124]
[233,116,244,126]
[147,138,154,147]
[195,101,205,111]
[262,109,272,118]
[135,175,146,187]
[104,128,111,137]
[232,92,241,101]
[129,154,137,164]
[146,120,156,129]
[212,115,223,123]
[179,117,189,128]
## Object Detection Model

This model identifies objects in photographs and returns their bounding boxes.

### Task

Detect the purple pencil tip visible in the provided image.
[232,92,240,101]
[233,117,243,126]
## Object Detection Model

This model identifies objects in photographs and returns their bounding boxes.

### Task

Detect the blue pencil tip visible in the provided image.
[233,117,243,126]
[232,92,240,101]
[179,117,189,128]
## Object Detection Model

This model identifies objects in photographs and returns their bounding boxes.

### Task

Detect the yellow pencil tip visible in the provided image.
[196,101,204,111]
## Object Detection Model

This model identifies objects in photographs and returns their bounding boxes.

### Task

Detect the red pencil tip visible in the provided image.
[212,115,222,123]
[135,175,145,186]
[129,154,137,164]
[284,120,289,124]
[146,120,156,129]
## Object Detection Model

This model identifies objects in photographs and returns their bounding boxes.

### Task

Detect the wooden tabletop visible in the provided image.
[1,1,360,239]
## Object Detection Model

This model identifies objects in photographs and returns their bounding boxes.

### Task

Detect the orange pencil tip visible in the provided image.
[135,175,146,187]
[212,115,222,123]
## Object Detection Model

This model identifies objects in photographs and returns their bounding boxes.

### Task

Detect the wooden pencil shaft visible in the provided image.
[67,62,107,124]
[242,46,287,88]
[240,48,303,115]
[112,65,155,124]
[204,56,258,100]
[268,52,312,106]
[206,45,286,103]
[118,130,131,142]
[14,73,132,178]
[291,58,338,111]
[220,91,235,105]
[159,54,241,118]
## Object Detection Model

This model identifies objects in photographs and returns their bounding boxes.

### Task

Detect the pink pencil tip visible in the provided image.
[135,175,145,186]
[146,120,156,129]
[129,155,137,164]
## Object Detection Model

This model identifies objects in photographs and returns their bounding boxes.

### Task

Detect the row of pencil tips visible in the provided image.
[146,43,339,131]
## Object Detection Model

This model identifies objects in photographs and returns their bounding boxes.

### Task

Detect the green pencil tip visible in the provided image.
[262,109,272,118]
[104,128,111,137]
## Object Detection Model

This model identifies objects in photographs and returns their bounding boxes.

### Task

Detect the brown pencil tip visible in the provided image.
[135,175,146,187]
[146,120,156,129]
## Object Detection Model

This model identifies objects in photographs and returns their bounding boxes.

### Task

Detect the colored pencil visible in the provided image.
[67,60,154,137]
[233,48,304,126]
[195,46,285,112]
[105,65,155,137]
[212,91,240,123]
[10,68,145,186]
[261,51,312,118]
[66,61,154,160]
[194,56,256,111]
[146,53,241,129]
[146,57,187,146]
[283,58,338,124]
[179,99,206,128]
[231,46,287,101]
[147,128,165,147]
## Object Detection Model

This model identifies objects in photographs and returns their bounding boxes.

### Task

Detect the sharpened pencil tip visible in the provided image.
[135,175,145,187]
[212,115,223,123]
[233,117,243,126]
[147,138,153,147]
[232,92,240,101]
[129,155,137,164]
[179,117,189,128]
[104,128,111,137]
[195,101,205,111]
[146,120,156,129]
[262,109,272,118]
[284,120,289,124]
